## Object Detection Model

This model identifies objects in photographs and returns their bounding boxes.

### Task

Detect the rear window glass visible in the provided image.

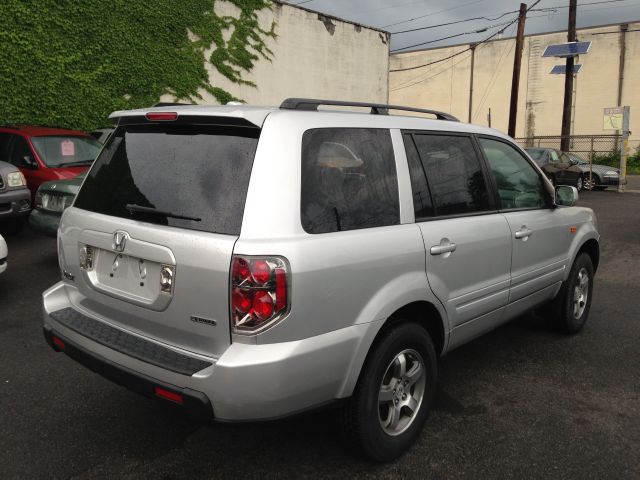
[74,124,259,235]
[31,136,102,167]
[301,128,399,234]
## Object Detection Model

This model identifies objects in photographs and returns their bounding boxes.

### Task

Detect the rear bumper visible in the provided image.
[43,281,378,421]
[29,208,60,236]
[0,188,31,218]
[43,325,212,418]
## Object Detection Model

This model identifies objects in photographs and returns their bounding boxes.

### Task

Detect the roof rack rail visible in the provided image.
[151,102,194,107]
[279,98,459,122]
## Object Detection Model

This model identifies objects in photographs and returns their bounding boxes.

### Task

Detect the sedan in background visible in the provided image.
[29,172,85,237]
[524,148,583,189]
[566,153,625,190]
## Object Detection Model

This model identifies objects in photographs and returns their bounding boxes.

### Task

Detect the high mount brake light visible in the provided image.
[230,256,290,334]
[145,112,178,121]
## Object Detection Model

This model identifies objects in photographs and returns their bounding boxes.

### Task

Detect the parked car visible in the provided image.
[0,125,102,201]
[90,128,114,144]
[43,100,599,462]
[29,173,85,237]
[524,147,583,189]
[0,160,31,234]
[565,152,625,190]
[0,233,7,275]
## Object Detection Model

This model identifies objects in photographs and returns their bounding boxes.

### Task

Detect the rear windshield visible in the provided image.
[74,123,259,235]
[31,136,102,167]
[526,149,545,161]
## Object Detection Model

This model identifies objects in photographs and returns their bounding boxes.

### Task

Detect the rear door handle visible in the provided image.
[515,226,533,239]
[430,242,457,255]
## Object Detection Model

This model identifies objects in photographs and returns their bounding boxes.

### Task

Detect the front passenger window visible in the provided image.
[479,138,547,210]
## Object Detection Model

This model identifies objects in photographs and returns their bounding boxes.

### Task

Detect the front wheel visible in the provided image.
[341,322,438,462]
[545,252,594,334]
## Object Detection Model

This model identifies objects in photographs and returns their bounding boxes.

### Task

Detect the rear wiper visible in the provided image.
[58,160,94,167]
[125,204,202,222]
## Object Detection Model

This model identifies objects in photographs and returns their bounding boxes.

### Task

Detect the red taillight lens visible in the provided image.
[231,256,289,334]
[52,335,65,350]
[145,112,178,121]
[154,387,184,405]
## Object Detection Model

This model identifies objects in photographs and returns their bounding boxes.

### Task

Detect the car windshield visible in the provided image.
[31,136,102,167]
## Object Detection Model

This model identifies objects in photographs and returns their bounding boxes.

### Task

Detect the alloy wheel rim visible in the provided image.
[573,267,589,319]
[378,348,426,436]
[577,177,583,190]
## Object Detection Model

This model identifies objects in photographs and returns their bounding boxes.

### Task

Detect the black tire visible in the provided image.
[341,322,438,462]
[544,252,594,334]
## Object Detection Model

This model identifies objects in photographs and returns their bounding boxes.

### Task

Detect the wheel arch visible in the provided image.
[577,238,600,272]
[338,300,447,398]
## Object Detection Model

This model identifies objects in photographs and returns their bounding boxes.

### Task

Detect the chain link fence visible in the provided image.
[514,135,621,163]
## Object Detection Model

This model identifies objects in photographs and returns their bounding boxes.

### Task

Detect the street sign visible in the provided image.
[542,41,591,57]
[603,106,624,130]
[549,64,582,74]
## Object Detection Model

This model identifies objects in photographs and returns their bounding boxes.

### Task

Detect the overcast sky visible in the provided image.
[282,0,640,52]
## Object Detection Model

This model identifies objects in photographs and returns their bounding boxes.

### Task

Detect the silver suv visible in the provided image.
[43,99,599,461]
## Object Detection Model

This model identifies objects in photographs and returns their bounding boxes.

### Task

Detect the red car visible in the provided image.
[0,125,102,201]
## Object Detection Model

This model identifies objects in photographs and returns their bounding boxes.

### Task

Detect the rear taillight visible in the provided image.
[230,255,290,334]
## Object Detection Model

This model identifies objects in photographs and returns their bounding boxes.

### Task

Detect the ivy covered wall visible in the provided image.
[0,0,276,131]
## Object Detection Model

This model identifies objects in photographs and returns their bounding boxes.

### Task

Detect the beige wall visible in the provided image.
[390,22,640,147]
[162,1,390,107]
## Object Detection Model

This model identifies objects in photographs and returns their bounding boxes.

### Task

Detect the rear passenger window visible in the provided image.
[412,134,491,216]
[301,128,399,234]
[479,137,547,210]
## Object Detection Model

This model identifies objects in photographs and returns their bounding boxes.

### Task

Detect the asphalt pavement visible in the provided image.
[1,184,639,479]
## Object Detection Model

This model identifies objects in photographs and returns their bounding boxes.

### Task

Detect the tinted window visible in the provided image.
[10,136,34,167]
[301,128,399,234]
[0,133,12,161]
[479,138,547,210]
[403,134,433,219]
[31,136,102,167]
[74,124,259,235]
[412,134,491,216]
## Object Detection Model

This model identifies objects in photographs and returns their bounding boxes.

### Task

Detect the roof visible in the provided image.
[109,103,508,139]
[0,125,90,137]
[272,1,388,34]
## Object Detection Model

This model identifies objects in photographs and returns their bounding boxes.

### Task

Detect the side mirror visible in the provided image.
[556,185,578,206]
[569,158,578,165]
[22,155,38,169]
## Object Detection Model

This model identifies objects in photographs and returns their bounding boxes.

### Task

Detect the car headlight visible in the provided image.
[35,190,43,208]
[604,170,618,176]
[7,171,26,187]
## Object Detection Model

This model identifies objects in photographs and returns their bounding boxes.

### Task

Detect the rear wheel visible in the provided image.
[341,322,438,462]
[544,252,594,334]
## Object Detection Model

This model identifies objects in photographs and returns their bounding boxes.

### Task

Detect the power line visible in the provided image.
[391,11,519,35]
[391,19,513,53]
[382,0,487,29]
[390,0,542,73]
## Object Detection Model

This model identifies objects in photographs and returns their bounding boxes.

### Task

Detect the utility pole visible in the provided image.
[468,44,476,123]
[560,0,577,151]
[508,3,527,138]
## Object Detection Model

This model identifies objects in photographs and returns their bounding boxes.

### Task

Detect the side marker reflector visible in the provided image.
[154,386,184,405]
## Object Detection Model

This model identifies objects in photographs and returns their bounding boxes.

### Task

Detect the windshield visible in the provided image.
[31,136,102,167]
[74,123,259,235]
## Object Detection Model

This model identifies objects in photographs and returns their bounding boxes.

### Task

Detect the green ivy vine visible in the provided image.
[0,0,276,131]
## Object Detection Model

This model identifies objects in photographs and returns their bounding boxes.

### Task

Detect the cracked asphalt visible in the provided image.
[1,179,639,479]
